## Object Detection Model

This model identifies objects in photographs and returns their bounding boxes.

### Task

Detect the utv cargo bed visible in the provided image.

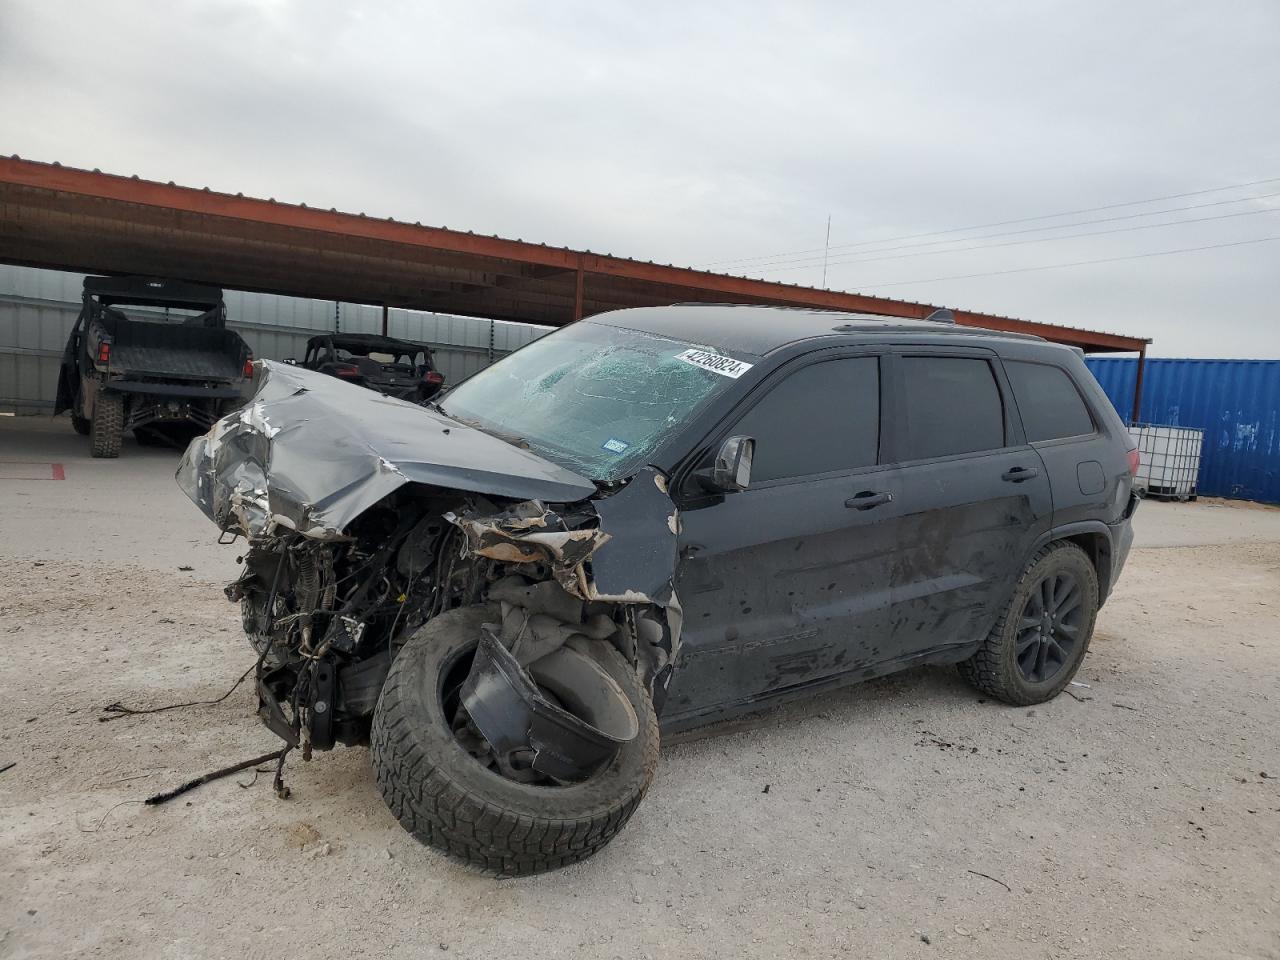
[96,313,247,382]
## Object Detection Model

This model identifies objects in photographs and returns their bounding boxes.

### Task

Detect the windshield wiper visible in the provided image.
[438,405,531,449]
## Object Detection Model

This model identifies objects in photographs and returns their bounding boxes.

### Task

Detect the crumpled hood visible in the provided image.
[176,360,597,540]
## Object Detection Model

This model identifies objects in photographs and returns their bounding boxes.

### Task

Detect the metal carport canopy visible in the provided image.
[0,155,1148,355]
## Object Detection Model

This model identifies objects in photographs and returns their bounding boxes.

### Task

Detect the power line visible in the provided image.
[849,235,1280,288]
[756,203,1280,274]
[746,190,1280,273]
[700,174,1280,268]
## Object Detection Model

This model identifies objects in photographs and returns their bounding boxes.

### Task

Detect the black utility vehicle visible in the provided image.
[179,304,1138,875]
[55,276,253,457]
[300,332,444,402]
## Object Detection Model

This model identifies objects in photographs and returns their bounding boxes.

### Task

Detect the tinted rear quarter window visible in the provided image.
[734,356,879,481]
[1004,360,1095,442]
[900,356,1004,460]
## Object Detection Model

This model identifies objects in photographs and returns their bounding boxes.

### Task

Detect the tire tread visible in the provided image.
[957,541,1098,706]
[90,392,124,458]
[370,608,659,876]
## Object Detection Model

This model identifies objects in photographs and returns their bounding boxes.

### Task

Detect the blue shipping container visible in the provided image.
[1084,358,1280,504]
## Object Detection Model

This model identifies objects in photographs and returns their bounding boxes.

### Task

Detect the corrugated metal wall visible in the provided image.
[0,265,552,413]
[1086,357,1280,504]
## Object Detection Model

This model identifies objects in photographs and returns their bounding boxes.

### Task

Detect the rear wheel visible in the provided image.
[70,412,90,436]
[89,393,124,459]
[958,542,1098,705]
[371,604,660,875]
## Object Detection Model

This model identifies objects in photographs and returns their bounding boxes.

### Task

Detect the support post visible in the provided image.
[1130,345,1147,425]
[573,262,585,322]
[381,304,388,337]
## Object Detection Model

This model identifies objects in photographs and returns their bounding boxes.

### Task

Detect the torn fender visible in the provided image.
[445,468,684,704]
[176,360,597,540]
[446,467,679,607]
[589,467,681,605]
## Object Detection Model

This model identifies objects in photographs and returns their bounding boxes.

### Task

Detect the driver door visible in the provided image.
[664,352,897,723]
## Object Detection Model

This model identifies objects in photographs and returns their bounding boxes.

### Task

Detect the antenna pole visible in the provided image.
[821,215,832,289]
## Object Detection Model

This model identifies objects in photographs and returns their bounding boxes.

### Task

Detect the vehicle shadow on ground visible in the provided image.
[662,662,987,748]
[0,416,183,461]
[313,663,984,807]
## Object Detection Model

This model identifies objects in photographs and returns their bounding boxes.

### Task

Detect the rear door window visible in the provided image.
[1004,360,1096,441]
[732,356,879,482]
[899,356,1004,460]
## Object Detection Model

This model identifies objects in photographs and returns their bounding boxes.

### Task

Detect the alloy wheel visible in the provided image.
[1015,571,1084,683]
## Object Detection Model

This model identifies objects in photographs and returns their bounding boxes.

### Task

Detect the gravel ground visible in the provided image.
[1,538,1277,958]
[1,419,1278,958]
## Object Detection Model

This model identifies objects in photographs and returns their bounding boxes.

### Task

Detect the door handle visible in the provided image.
[1002,466,1040,482]
[845,490,893,510]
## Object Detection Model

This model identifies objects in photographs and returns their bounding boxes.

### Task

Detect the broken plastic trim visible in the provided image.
[460,628,639,782]
[446,501,610,600]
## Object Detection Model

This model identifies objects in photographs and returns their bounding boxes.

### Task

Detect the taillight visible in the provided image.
[97,341,111,364]
[243,357,254,378]
[424,371,444,385]
[1126,447,1140,476]
[333,364,361,378]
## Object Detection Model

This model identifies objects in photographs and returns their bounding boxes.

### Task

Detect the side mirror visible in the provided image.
[697,435,754,493]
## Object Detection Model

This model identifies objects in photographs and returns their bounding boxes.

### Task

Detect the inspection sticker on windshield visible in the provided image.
[674,348,753,379]
[601,437,630,454]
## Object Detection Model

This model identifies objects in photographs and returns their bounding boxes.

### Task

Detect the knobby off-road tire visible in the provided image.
[371,604,660,876]
[90,392,124,459]
[957,541,1099,706]
[71,411,91,436]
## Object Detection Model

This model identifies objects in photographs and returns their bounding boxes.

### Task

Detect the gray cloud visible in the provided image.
[2,0,1278,356]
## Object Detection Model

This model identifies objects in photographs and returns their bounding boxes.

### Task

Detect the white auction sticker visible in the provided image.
[675,348,753,379]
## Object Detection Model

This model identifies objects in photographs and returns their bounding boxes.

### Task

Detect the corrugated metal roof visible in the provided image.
[0,155,1149,353]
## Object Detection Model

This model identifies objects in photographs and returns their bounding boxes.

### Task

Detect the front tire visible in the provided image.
[71,411,91,435]
[371,605,660,875]
[90,393,124,458]
[958,542,1098,706]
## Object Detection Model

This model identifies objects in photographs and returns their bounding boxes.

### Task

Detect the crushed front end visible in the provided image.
[177,362,680,861]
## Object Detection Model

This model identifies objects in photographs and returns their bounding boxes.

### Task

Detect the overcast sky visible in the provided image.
[3,1,1278,356]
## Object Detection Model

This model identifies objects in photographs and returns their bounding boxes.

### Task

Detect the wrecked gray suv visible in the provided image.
[178,304,1139,874]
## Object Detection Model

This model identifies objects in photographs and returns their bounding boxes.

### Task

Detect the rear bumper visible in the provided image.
[373,383,425,402]
[1105,492,1139,602]
[107,379,243,399]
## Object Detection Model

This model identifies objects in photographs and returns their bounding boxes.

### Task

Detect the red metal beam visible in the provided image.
[0,156,1151,353]
[573,260,585,322]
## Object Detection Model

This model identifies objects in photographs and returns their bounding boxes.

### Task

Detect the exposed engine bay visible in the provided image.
[178,361,681,789]
[228,491,673,781]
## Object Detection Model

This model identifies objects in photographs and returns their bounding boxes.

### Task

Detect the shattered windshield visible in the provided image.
[440,321,755,481]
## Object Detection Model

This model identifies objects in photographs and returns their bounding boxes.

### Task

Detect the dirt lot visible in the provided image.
[2,419,1279,959]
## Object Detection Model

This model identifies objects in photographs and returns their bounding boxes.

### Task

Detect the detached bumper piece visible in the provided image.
[461,628,639,783]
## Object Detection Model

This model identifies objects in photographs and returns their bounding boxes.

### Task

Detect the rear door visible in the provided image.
[1001,357,1116,527]
[878,350,1052,660]
[665,350,898,720]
